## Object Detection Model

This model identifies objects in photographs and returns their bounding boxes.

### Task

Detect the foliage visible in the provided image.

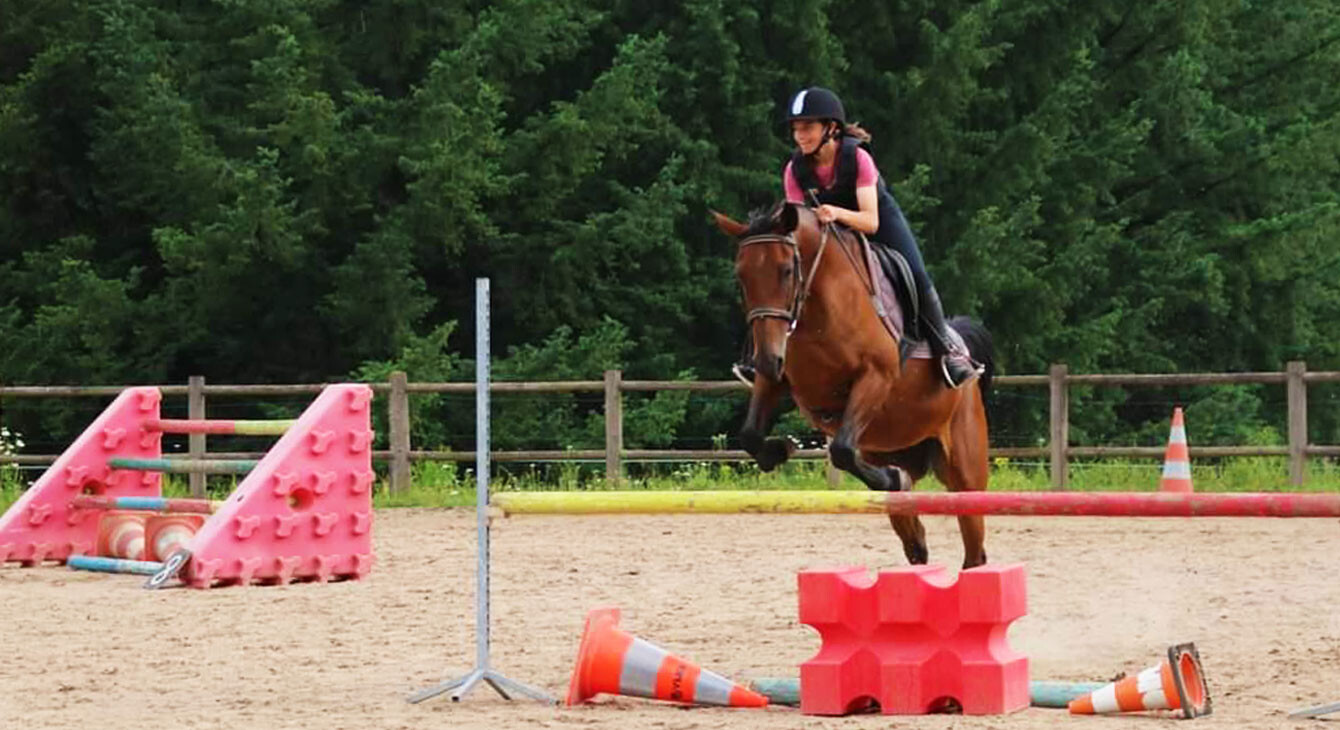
[2,1,1339,456]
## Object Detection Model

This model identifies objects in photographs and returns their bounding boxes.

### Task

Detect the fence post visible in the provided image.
[389,371,412,494]
[188,375,205,498]
[826,437,842,487]
[1287,360,1308,486]
[1049,364,1069,490]
[605,369,623,485]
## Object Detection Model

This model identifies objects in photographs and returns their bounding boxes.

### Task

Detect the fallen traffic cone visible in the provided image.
[1069,643,1211,718]
[1160,407,1193,492]
[566,607,768,708]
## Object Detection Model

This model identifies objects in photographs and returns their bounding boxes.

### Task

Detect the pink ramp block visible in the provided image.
[0,387,163,565]
[799,564,1028,715]
[180,384,374,588]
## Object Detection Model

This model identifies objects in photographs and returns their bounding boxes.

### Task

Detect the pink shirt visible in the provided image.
[783,147,879,203]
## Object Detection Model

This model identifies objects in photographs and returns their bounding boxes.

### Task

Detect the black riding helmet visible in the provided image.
[787,87,846,125]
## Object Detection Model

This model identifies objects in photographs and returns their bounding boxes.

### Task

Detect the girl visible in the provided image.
[779,86,982,388]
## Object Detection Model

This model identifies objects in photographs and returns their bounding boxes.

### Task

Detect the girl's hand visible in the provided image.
[815,204,841,224]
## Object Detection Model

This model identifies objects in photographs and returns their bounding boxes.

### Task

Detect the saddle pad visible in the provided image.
[859,241,966,359]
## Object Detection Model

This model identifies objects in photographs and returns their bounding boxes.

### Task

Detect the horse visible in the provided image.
[712,201,995,569]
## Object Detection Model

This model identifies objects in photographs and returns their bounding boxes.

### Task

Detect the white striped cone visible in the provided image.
[145,514,206,561]
[1160,407,1193,492]
[566,607,768,707]
[1069,643,1211,718]
[96,512,146,560]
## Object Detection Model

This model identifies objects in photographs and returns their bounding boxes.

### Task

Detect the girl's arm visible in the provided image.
[820,186,878,233]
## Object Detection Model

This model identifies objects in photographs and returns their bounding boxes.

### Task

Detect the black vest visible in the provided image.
[789,137,901,249]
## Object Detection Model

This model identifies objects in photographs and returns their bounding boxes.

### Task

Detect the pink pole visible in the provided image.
[877,491,1340,518]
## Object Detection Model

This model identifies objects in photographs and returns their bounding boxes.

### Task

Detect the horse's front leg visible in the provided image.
[739,376,797,472]
[827,374,899,491]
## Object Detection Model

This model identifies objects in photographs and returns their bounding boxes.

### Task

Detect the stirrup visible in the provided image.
[939,356,984,389]
[732,362,756,387]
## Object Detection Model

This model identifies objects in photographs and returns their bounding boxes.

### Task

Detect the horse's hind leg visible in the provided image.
[932,418,990,570]
[871,448,933,565]
[888,515,928,564]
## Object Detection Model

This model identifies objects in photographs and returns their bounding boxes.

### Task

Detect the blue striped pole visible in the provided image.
[746,678,1107,709]
[67,555,165,575]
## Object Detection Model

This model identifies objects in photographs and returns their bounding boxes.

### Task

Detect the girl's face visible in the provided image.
[791,119,832,155]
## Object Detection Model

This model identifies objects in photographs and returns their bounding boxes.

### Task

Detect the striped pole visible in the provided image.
[107,457,258,475]
[747,677,1106,709]
[493,490,1340,518]
[143,418,293,436]
[67,555,165,575]
[70,495,222,514]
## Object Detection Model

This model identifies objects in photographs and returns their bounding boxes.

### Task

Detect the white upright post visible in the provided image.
[408,278,555,705]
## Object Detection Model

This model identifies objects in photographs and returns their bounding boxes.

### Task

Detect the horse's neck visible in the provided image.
[797,230,874,334]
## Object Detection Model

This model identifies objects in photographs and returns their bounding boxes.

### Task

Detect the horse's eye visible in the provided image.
[780,264,794,279]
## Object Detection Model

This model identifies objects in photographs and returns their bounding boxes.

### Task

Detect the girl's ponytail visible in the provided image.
[843,123,872,144]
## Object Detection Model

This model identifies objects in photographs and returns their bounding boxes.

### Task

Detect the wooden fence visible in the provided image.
[2,361,1337,494]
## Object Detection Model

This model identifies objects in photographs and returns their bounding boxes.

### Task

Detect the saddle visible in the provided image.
[852,232,931,362]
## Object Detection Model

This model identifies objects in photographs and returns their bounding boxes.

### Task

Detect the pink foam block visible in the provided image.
[799,564,1028,716]
[0,388,162,565]
[180,384,375,588]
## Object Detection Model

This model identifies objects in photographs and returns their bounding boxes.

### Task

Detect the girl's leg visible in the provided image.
[877,203,983,388]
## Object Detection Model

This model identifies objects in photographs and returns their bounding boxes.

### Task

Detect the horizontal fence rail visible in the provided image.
[0,361,1335,494]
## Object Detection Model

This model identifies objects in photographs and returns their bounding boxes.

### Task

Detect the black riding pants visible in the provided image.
[870,196,934,305]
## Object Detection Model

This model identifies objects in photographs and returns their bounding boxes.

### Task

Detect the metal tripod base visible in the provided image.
[409,667,556,705]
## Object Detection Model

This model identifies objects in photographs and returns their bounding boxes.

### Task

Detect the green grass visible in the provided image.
[2,457,1338,514]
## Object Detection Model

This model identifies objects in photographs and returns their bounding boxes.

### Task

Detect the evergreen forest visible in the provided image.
[3,1,1340,458]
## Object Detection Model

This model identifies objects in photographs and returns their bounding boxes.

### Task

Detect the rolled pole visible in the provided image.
[493,490,1340,518]
[70,495,221,514]
[746,678,1105,709]
[107,457,257,475]
[143,418,293,436]
[67,555,165,575]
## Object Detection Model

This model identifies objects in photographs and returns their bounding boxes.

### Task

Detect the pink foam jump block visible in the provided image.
[799,564,1029,716]
[0,388,163,566]
[178,384,375,588]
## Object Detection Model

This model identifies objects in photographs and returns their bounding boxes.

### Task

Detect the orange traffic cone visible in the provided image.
[1069,643,1211,718]
[96,511,146,560]
[566,607,768,708]
[145,514,206,562]
[1160,407,1193,492]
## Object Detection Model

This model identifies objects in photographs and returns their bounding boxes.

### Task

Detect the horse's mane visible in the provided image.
[744,201,800,237]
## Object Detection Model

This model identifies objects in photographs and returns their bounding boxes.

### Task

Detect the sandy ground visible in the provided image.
[2,506,1339,729]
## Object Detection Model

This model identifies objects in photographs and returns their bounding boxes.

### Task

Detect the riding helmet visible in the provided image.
[787,87,846,125]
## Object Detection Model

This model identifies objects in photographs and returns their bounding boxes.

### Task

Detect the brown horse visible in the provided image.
[713,202,995,568]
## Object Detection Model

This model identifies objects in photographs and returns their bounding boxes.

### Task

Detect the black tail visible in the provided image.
[948,316,994,400]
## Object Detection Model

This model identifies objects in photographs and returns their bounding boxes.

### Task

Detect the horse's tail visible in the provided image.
[948,316,995,401]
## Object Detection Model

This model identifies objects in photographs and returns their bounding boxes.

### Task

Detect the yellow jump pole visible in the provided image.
[493,490,890,515]
[492,490,1340,518]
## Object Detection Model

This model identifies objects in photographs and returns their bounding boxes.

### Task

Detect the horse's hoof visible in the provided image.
[905,543,929,565]
[756,437,794,471]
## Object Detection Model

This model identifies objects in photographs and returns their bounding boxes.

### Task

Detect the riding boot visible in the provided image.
[920,285,983,389]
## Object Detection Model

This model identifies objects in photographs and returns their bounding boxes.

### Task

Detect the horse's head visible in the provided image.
[713,202,819,381]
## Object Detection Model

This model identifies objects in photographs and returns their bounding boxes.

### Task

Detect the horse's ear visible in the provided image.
[710,210,749,238]
[778,202,800,232]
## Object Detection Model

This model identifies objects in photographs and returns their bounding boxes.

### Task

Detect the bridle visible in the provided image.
[737,223,832,336]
